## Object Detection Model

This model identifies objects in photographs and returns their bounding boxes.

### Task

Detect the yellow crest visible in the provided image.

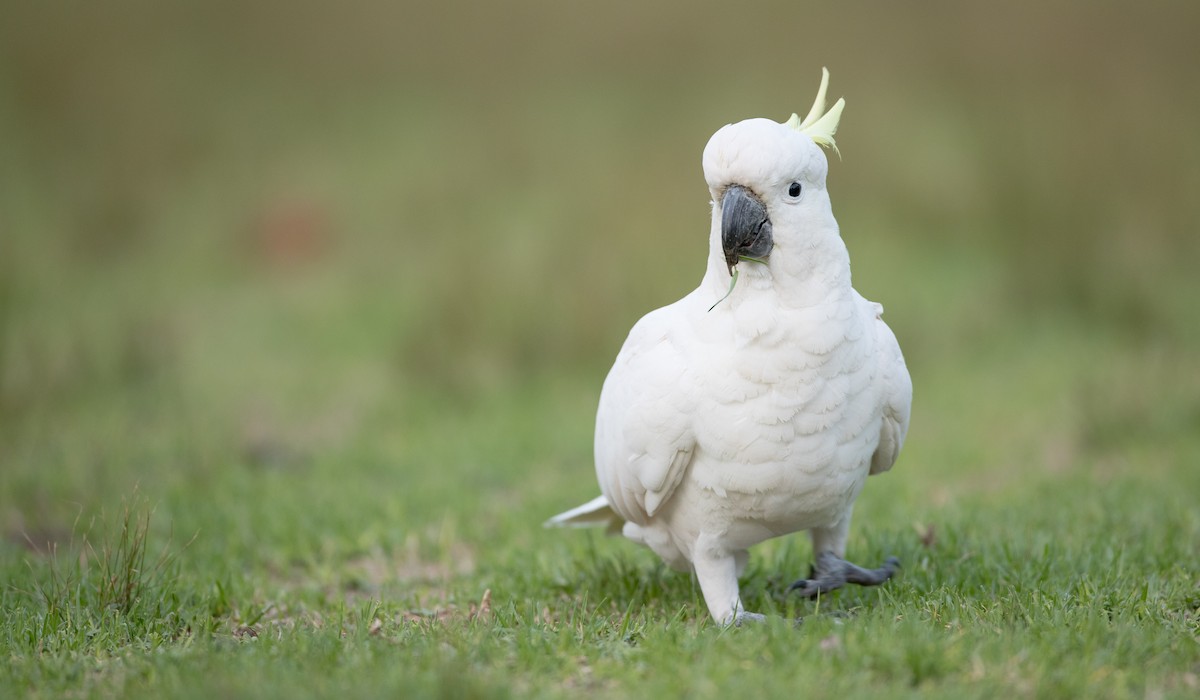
[784,67,845,156]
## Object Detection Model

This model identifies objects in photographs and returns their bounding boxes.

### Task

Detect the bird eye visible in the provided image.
[788,182,802,198]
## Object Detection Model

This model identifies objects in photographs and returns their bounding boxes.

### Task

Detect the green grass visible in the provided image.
[2,1,1199,698]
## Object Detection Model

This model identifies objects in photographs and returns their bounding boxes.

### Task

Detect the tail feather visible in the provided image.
[544,495,623,533]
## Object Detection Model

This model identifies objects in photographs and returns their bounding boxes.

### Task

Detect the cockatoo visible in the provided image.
[547,69,912,625]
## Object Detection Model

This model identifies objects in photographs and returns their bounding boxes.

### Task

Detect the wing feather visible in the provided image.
[594,304,697,525]
[869,309,912,475]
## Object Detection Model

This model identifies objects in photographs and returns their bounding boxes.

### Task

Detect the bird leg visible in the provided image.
[692,537,768,625]
[788,550,900,599]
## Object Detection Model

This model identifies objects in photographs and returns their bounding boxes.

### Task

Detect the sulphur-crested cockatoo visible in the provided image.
[547,69,912,625]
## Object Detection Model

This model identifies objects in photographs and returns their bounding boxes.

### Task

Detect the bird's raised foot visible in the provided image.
[788,551,900,599]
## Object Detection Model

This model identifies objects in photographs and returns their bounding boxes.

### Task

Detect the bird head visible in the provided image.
[702,68,845,280]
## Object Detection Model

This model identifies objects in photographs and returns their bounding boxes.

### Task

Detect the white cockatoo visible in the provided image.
[548,69,912,625]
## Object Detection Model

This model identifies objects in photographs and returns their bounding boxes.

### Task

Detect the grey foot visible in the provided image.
[788,551,900,599]
[731,611,766,626]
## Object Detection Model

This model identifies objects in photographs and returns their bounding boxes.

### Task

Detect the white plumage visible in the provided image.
[548,70,912,624]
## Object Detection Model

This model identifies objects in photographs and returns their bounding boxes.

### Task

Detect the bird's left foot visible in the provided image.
[788,551,900,599]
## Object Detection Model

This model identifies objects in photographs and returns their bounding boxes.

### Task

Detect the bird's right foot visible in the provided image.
[731,610,766,626]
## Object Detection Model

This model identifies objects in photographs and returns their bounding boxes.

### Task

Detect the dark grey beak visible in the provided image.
[720,185,773,276]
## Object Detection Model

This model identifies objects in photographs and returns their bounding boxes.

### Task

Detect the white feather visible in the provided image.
[542,494,620,530]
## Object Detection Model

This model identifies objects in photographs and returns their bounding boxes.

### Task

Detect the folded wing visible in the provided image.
[594,306,698,525]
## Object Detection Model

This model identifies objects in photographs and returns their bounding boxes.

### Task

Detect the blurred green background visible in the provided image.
[2,0,1198,581]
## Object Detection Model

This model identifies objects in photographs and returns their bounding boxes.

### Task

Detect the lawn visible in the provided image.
[2,2,1198,698]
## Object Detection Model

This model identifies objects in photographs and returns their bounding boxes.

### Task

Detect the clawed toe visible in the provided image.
[787,578,820,598]
[788,552,900,599]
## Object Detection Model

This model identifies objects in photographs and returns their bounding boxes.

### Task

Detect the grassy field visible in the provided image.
[2,1,1198,697]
